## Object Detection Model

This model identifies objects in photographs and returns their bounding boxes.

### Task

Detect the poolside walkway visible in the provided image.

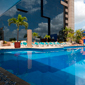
[0,44,83,49]
[0,45,70,49]
[0,67,30,85]
[0,46,24,49]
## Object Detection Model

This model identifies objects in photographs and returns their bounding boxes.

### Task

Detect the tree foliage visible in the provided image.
[44,35,50,39]
[24,32,40,39]
[75,29,83,43]
[8,14,28,42]
[32,32,38,40]
[67,33,75,43]
[65,28,84,43]
[63,27,74,41]
[9,38,16,41]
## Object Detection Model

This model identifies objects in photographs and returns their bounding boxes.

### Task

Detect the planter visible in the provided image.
[3,44,8,46]
[14,42,21,48]
[3,42,11,46]
[7,42,11,46]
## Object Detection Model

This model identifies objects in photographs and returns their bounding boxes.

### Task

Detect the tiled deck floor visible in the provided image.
[0,45,65,49]
[0,67,30,85]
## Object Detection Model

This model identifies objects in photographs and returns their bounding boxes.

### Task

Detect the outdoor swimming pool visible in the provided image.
[0,46,85,85]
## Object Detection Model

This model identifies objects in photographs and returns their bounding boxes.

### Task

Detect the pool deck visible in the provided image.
[0,44,83,49]
[0,67,30,85]
[0,45,63,49]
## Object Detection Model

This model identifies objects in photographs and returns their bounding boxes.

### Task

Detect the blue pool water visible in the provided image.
[0,47,85,85]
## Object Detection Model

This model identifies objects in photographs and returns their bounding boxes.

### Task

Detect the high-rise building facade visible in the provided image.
[61,0,74,30]
[0,27,4,40]
[0,0,74,41]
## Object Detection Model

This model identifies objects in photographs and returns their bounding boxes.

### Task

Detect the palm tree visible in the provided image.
[63,27,74,41]
[44,35,50,39]
[9,37,16,41]
[67,33,75,43]
[75,29,83,43]
[32,32,38,41]
[8,14,28,42]
[63,27,69,34]
[24,33,40,39]
[69,28,74,33]
[63,27,74,34]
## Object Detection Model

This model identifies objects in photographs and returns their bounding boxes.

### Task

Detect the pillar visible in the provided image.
[27,29,32,48]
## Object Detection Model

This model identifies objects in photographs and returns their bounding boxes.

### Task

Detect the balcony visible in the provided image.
[61,1,68,7]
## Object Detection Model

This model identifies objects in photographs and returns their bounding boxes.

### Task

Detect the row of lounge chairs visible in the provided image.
[0,40,71,47]
[10,42,70,47]
[32,42,68,47]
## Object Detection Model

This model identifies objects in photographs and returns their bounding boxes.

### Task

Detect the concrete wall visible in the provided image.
[61,0,74,30]
[68,0,74,30]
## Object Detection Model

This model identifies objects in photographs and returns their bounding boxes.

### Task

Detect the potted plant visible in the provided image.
[8,14,28,48]
[3,41,7,46]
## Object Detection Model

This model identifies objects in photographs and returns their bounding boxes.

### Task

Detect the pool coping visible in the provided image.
[0,67,30,85]
[0,45,84,49]
[0,45,85,50]
[0,45,85,54]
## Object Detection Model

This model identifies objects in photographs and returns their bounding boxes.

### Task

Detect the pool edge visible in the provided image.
[0,67,30,85]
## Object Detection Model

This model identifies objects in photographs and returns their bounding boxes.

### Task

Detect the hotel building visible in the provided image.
[0,0,74,41]
[61,0,74,30]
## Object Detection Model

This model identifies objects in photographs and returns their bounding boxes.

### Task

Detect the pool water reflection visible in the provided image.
[0,47,85,85]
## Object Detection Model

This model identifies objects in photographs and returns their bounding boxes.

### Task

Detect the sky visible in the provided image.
[75,0,85,31]
[0,0,84,40]
[0,0,20,16]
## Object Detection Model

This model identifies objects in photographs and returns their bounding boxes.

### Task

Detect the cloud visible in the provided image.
[20,0,47,8]
[19,29,27,39]
[34,22,48,37]
[4,26,9,33]
[82,26,85,30]
[4,26,11,40]
[83,26,85,28]
[34,13,63,37]
[3,6,17,17]
[11,29,27,40]
[18,0,47,13]
[75,0,85,23]
[3,0,47,17]
[30,7,40,13]
[4,26,27,41]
